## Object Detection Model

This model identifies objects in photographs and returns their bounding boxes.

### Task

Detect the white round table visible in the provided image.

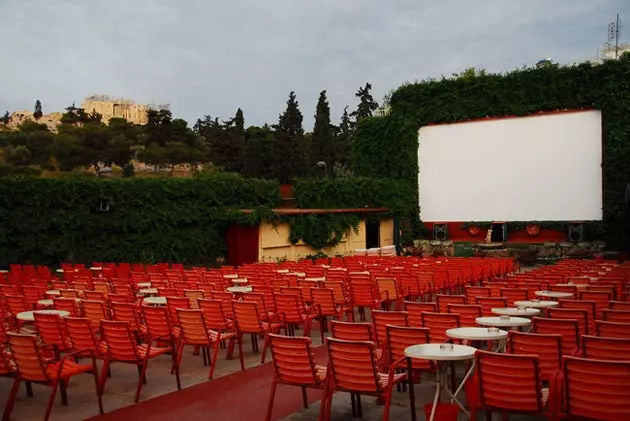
[223,274,239,279]
[138,288,158,295]
[136,282,151,288]
[446,327,508,341]
[405,343,476,421]
[276,269,290,274]
[38,298,81,307]
[143,297,167,306]
[46,290,61,296]
[17,309,70,322]
[491,307,540,317]
[304,277,326,282]
[476,316,531,328]
[554,283,588,289]
[535,291,574,299]
[90,267,103,271]
[291,272,306,277]
[226,286,252,294]
[0,269,8,274]
[231,278,249,285]
[514,300,558,308]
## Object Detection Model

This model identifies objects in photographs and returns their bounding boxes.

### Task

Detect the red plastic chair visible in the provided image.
[310,287,354,332]
[547,308,589,336]
[508,331,562,381]
[475,297,508,317]
[447,304,482,327]
[232,301,283,363]
[273,293,320,338]
[404,301,437,327]
[532,317,580,355]
[609,300,630,310]
[595,320,630,338]
[64,318,106,359]
[579,290,613,318]
[33,312,72,360]
[581,335,630,360]
[421,312,461,343]
[371,310,408,347]
[436,294,466,313]
[602,309,630,323]
[82,300,109,326]
[464,286,491,303]
[349,281,382,321]
[385,325,434,376]
[265,334,326,421]
[2,333,102,421]
[330,320,374,341]
[500,288,529,306]
[467,350,555,421]
[319,338,406,421]
[557,356,630,421]
[99,319,181,403]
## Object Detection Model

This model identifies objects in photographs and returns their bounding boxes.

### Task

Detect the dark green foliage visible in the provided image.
[351,83,379,121]
[195,109,246,173]
[122,163,135,178]
[353,58,630,248]
[275,92,308,183]
[33,100,43,120]
[4,145,32,166]
[285,213,360,250]
[334,106,353,168]
[0,173,281,266]
[311,91,335,171]
[1,111,9,124]
[242,125,279,180]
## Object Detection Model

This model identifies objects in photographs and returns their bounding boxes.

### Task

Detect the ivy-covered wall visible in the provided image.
[353,58,630,248]
[0,173,280,266]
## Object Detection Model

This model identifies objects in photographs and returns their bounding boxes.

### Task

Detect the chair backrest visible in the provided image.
[581,335,630,361]
[508,331,562,381]
[547,308,589,336]
[595,320,630,339]
[268,334,322,386]
[142,305,174,338]
[110,302,141,331]
[609,300,630,310]
[436,295,466,313]
[602,309,630,324]
[404,301,437,327]
[350,281,377,307]
[6,295,29,314]
[531,317,579,354]
[7,333,50,381]
[100,320,140,361]
[197,299,229,330]
[375,278,399,301]
[64,317,101,352]
[166,296,191,325]
[579,291,613,318]
[330,320,374,341]
[561,356,630,421]
[500,288,529,306]
[232,301,264,333]
[310,288,338,316]
[475,350,544,413]
[82,300,108,325]
[33,312,71,349]
[386,325,431,369]
[464,286,491,303]
[210,291,235,318]
[177,309,210,345]
[371,310,408,345]
[447,304,482,327]
[558,299,596,324]
[274,293,303,322]
[326,338,382,393]
[421,312,460,343]
[476,297,508,316]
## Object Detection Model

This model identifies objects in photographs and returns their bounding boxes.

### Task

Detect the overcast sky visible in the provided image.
[1,0,628,128]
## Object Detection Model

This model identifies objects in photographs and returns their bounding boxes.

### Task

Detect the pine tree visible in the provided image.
[335,106,353,167]
[33,100,43,120]
[275,91,306,183]
[1,111,9,124]
[351,83,379,121]
[311,90,335,173]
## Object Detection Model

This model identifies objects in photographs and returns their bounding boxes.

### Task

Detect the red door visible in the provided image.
[225,224,260,266]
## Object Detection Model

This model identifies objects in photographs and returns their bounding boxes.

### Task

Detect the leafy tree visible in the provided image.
[275,91,307,183]
[33,100,43,120]
[311,90,335,172]
[52,133,86,171]
[335,106,353,167]
[60,104,102,125]
[351,83,379,121]
[243,125,278,179]
[2,111,10,124]
[137,143,169,171]
[4,145,32,166]
[195,108,246,173]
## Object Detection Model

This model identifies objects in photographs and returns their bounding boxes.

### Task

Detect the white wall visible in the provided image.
[418,110,603,222]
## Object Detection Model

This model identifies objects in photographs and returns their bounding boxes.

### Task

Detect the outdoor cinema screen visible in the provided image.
[417,110,603,222]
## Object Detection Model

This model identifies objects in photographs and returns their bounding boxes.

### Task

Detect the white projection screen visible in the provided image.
[418,110,603,222]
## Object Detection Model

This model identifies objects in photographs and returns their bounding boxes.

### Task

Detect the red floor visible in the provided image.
[86,346,328,421]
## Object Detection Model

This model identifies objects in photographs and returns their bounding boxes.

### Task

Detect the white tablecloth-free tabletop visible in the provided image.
[514,300,559,308]
[17,309,70,322]
[535,290,574,298]
[46,290,61,296]
[143,297,167,306]
[491,307,540,317]
[231,278,249,284]
[138,288,158,295]
[405,343,477,361]
[38,298,81,307]
[446,327,508,341]
[226,286,252,294]
[476,316,531,328]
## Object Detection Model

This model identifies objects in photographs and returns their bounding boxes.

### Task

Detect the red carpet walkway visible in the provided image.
[87,346,328,421]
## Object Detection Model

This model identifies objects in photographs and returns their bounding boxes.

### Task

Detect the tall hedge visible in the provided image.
[0,173,280,266]
[353,57,630,248]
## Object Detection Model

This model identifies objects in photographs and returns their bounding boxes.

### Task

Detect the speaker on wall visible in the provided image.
[434,223,448,241]
[568,223,584,242]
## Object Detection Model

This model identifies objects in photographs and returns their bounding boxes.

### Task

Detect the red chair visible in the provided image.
[421,312,460,343]
[500,288,529,306]
[558,299,596,332]
[532,317,580,355]
[99,320,181,402]
[447,304,482,327]
[475,297,508,317]
[581,335,630,360]
[33,312,72,360]
[609,300,630,310]
[273,293,320,338]
[265,334,326,421]
[82,300,109,326]
[436,294,466,313]
[310,287,353,332]
[547,308,589,336]
[330,320,374,341]
[602,309,630,323]
[464,286,491,304]
[595,320,630,338]
[349,281,381,320]
[385,325,433,378]
[404,301,437,327]
[65,318,106,360]
[508,331,562,381]
[319,338,406,421]
[232,301,283,363]
[371,310,408,347]
[197,299,244,372]
[375,278,403,310]
[467,350,555,421]
[557,356,630,421]
[3,333,102,421]
[579,291,613,318]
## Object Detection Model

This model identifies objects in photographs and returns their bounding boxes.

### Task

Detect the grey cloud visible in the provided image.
[0,0,627,128]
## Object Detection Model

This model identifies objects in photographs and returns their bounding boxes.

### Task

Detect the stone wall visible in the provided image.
[81,98,149,125]
[4,110,63,132]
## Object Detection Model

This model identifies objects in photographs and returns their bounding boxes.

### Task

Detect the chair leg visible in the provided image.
[25,381,33,397]
[237,335,245,371]
[317,382,333,421]
[208,341,221,380]
[43,380,60,421]
[99,359,111,395]
[134,362,149,403]
[2,378,21,421]
[301,386,308,409]
[319,318,325,343]
[172,346,182,390]
[59,380,68,405]
[91,363,104,414]
[265,380,278,421]
[260,334,271,364]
